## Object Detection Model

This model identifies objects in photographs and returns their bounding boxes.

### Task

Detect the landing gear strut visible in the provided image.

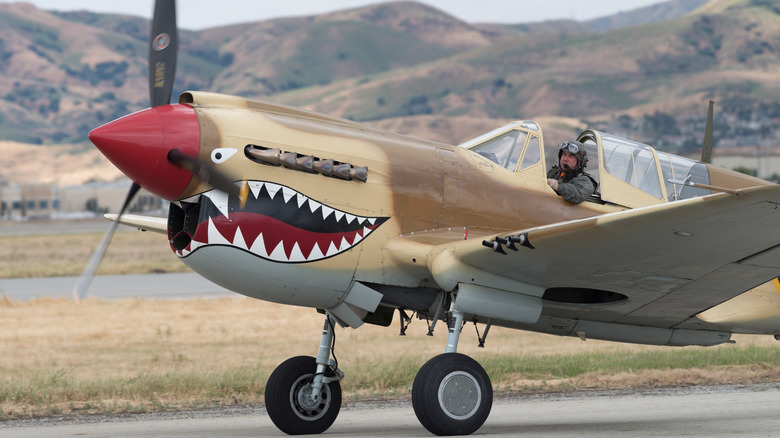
[412,309,493,436]
[265,315,343,435]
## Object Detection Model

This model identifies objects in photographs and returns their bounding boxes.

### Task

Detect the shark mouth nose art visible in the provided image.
[167,181,389,263]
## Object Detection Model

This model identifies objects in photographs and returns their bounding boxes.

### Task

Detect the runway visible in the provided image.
[0,273,233,301]
[3,385,779,437]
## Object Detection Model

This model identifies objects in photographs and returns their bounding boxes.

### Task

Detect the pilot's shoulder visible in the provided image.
[579,172,598,189]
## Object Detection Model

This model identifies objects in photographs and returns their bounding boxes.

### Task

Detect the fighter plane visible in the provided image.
[75,0,780,435]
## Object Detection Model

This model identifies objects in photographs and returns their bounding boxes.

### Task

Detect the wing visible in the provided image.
[105,213,168,234]
[426,185,780,333]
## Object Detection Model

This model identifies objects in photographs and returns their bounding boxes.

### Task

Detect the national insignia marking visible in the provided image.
[153,33,170,51]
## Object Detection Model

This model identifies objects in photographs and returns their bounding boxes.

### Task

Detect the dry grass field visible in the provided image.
[2,296,780,419]
[2,228,780,419]
[1,227,189,278]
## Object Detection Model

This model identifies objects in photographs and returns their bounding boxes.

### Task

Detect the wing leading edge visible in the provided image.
[105,213,168,234]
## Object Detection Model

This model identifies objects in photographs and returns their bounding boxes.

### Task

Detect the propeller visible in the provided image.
[74,0,239,300]
[74,0,179,301]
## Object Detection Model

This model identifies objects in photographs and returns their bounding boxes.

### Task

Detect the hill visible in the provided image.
[585,0,711,31]
[2,0,780,184]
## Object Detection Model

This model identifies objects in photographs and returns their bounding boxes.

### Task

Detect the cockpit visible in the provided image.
[578,130,711,206]
[460,121,712,208]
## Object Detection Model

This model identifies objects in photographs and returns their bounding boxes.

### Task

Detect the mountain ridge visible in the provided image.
[0,0,775,176]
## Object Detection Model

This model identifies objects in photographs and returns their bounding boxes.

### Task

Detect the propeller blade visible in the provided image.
[701,100,715,164]
[149,0,178,107]
[73,182,141,301]
[76,1,180,299]
[167,149,241,197]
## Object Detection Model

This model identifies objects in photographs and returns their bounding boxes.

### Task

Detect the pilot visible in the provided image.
[547,140,596,204]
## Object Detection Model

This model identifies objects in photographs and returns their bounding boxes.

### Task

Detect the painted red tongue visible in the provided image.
[191,213,370,260]
[244,216,362,260]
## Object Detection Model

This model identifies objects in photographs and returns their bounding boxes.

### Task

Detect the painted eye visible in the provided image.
[211,148,237,164]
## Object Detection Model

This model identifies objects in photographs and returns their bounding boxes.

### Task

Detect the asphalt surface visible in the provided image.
[2,384,779,437]
[0,272,234,301]
[0,217,137,236]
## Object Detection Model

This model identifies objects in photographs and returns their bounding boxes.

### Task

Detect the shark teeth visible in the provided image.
[174,181,387,263]
[198,182,377,228]
[207,218,231,245]
[206,190,230,217]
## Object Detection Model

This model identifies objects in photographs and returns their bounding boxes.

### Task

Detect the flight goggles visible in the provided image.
[558,141,580,154]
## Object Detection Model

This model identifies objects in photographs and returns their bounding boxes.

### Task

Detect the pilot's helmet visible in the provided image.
[557,140,588,169]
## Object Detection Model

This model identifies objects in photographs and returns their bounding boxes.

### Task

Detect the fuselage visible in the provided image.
[90,91,780,337]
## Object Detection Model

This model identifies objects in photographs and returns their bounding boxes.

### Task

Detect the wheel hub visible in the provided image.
[296,383,319,409]
[290,374,330,421]
[438,371,481,419]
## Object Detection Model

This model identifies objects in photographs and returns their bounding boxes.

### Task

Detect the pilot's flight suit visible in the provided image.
[547,165,596,204]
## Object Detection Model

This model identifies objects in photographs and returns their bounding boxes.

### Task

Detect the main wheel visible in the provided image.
[412,353,492,436]
[265,356,342,435]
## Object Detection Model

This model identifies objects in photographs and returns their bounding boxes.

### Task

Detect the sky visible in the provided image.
[0,0,667,30]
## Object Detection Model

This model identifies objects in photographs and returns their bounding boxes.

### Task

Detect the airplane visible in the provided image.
[75,0,780,436]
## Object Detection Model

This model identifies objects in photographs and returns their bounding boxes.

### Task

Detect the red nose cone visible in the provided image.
[89,104,199,200]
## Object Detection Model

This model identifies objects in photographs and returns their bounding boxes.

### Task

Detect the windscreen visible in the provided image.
[470,130,529,171]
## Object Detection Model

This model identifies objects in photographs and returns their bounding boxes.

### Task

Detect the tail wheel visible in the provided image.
[412,353,492,436]
[265,356,341,435]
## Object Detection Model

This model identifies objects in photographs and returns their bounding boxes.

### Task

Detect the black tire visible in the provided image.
[265,356,342,435]
[412,353,492,436]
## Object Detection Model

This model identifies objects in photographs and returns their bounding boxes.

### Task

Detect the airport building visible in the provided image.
[0,182,164,220]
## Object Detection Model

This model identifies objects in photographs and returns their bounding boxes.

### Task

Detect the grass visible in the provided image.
[1,296,780,419]
[0,227,189,278]
[487,346,780,381]
[1,367,268,413]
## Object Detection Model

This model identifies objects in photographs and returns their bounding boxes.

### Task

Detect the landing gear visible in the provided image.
[265,356,342,435]
[265,305,493,436]
[412,353,492,436]
[265,315,343,435]
[412,309,493,436]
